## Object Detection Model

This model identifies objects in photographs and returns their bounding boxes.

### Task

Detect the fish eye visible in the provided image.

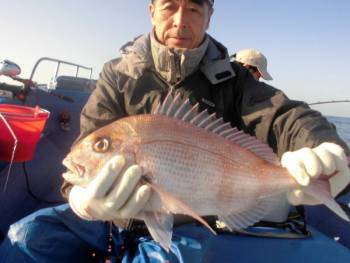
[93,137,111,153]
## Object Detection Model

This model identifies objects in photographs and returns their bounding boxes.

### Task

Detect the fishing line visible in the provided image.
[1,112,62,203]
[0,112,18,193]
[308,100,350,106]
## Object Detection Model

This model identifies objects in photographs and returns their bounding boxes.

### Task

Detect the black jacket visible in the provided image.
[61,34,349,199]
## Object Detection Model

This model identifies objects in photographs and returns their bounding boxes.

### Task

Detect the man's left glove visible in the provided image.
[281,142,350,205]
[69,155,152,221]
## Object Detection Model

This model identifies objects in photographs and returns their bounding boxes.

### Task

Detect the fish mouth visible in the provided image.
[62,157,86,180]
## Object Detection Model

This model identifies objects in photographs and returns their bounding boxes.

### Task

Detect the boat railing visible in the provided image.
[28,57,93,86]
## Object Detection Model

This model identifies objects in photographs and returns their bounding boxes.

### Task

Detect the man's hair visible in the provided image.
[151,0,214,7]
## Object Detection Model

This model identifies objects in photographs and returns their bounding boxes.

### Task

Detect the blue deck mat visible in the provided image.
[171,224,350,263]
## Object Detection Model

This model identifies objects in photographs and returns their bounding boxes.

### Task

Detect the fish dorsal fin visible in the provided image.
[154,92,279,165]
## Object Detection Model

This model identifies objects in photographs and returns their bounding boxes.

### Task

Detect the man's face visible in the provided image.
[149,0,213,49]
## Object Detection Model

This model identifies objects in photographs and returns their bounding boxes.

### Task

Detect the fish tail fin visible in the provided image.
[303,179,349,222]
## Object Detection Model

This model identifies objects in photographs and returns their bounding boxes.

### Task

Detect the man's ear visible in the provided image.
[205,8,214,30]
[149,4,155,25]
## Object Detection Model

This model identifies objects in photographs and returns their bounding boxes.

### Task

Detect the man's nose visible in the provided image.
[172,7,188,29]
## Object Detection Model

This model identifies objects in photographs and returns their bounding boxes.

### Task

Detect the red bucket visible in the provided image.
[0,104,50,162]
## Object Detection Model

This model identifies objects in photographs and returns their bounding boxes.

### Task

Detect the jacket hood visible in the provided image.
[116,33,235,84]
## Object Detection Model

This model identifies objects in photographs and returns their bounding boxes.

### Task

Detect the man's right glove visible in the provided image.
[281,142,350,205]
[69,155,152,221]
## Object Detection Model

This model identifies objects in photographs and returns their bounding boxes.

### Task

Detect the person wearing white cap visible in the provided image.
[232,49,273,81]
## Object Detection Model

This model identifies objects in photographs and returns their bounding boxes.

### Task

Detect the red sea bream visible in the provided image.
[62,92,349,251]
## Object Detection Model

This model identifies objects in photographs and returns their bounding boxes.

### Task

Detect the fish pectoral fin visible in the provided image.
[219,197,278,230]
[150,184,216,235]
[140,211,174,252]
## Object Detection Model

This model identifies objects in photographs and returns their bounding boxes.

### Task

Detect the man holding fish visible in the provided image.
[1,0,350,262]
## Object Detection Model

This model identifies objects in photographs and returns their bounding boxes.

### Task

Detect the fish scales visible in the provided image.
[120,114,295,214]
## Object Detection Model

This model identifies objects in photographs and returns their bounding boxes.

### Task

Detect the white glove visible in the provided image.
[69,155,151,221]
[281,142,350,205]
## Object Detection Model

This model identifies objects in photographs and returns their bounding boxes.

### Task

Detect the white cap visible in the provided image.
[234,49,273,80]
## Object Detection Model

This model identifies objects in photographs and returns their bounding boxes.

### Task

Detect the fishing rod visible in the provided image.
[308,100,350,106]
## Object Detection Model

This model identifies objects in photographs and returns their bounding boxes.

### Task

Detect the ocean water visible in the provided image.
[327,116,350,147]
